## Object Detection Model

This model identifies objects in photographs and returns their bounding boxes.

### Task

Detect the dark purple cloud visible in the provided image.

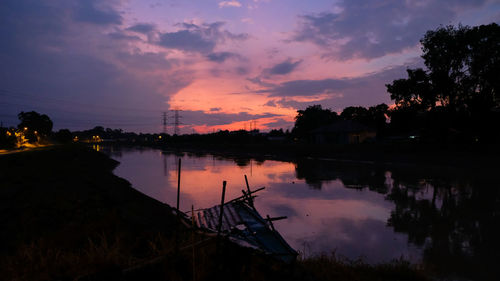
[261,60,423,111]
[108,32,141,41]
[159,30,216,53]
[73,0,122,25]
[127,23,156,33]
[157,22,248,54]
[264,78,349,97]
[271,98,323,110]
[114,52,174,70]
[206,52,241,62]
[293,0,489,60]
[266,59,302,75]
[0,0,186,132]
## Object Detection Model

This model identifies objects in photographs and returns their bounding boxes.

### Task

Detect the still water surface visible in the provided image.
[101,145,500,280]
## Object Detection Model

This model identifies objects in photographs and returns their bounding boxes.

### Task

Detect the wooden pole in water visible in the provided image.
[191,204,196,281]
[217,181,227,237]
[177,158,181,211]
[215,181,227,262]
[245,175,253,201]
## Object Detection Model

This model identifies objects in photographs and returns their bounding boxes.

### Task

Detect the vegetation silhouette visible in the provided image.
[386,173,500,280]
[292,157,500,280]
[386,23,500,143]
[17,111,53,143]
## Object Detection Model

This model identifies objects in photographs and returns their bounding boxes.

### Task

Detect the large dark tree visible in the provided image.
[386,68,434,111]
[386,23,500,142]
[420,24,500,111]
[0,127,17,148]
[340,106,369,123]
[292,105,338,139]
[339,104,388,133]
[17,111,53,142]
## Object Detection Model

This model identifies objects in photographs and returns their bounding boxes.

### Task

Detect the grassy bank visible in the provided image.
[0,145,430,281]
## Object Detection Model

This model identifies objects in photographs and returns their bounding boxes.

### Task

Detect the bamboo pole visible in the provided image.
[244,175,254,208]
[217,181,227,236]
[216,181,227,260]
[225,186,265,205]
[191,204,196,281]
[266,215,276,231]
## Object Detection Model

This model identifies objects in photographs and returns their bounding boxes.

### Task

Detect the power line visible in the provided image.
[173,109,182,135]
[162,112,168,134]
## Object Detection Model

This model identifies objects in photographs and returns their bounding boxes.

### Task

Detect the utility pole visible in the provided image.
[173,109,182,136]
[162,112,167,134]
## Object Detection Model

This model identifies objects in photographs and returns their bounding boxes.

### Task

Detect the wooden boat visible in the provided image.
[190,186,297,263]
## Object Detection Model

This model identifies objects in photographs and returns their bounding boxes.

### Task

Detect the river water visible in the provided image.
[99,145,500,280]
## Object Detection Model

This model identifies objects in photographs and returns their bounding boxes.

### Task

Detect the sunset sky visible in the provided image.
[1,0,499,133]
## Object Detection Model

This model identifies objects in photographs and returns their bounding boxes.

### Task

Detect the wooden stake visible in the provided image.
[217,181,227,237]
[216,181,227,260]
[266,215,276,231]
[244,175,254,208]
[225,186,264,205]
[192,204,196,281]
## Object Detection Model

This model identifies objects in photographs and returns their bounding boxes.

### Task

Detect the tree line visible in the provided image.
[293,23,500,144]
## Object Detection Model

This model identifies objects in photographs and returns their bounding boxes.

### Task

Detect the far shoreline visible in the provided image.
[97,141,500,172]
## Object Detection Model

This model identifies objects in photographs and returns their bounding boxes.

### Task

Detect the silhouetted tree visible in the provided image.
[268,128,285,137]
[368,103,389,133]
[386,23,500,142]
[0,127,17,148]
[17,111,53,142]
[421,23,500,112]
[387,69,434,111]
[340,106,369,123]
[339,104,388,136]
[292,105,338,140]
[55,129,73,143]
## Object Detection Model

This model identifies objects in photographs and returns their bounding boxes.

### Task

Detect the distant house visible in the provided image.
[311,120,376,144]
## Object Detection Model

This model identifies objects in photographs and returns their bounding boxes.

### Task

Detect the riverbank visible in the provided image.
[158,141,500,173]
[0,145,430,280]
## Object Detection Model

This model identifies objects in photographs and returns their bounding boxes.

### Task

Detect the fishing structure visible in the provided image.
[178,169,297,262]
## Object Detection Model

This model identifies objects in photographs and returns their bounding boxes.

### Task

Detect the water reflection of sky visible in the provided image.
[109,147,421,263]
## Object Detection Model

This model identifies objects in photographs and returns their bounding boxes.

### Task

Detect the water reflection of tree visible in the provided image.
[294,159,500,279]
[387,173,500,280]
[294,158,387,193]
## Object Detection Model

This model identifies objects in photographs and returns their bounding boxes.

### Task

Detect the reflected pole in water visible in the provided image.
[177,158,181,211]
[163,153,168,177]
